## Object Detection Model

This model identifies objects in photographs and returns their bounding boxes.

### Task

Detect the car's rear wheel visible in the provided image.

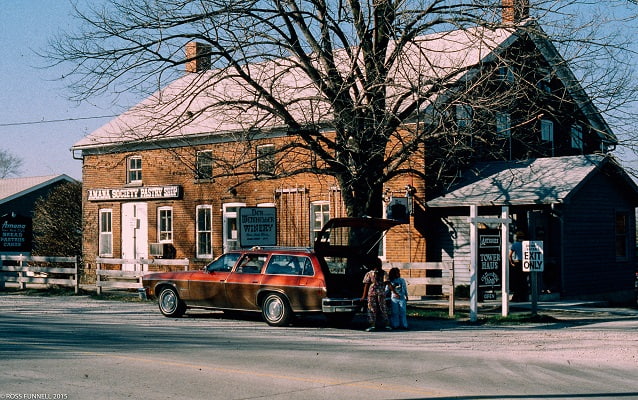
[158,286,186,318]
[261,293,293,326]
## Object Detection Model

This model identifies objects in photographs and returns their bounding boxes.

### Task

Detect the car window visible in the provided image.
[206,253,240,272]
[265,255,314,276]
[235,254,267,274]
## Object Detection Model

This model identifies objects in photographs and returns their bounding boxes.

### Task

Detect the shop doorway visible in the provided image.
[121,202,148,271]
[222,203,245,253]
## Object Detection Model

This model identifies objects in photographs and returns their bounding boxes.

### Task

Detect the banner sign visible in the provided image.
[522,241,544,272]
[239,207,277,247]
[0,213,32,254]
[88,185,181,201]
[478,228,502,301]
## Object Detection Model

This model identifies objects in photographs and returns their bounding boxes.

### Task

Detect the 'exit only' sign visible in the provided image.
[522,240,544,272]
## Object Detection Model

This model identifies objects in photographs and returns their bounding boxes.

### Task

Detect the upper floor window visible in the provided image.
[455,104,473,129]
[196,150,213,180]
[310,201,330,244]
[127,156,142,184]
[256,144,275,175]
[497,66,515,83]
[98,209,113,257]
[496,112,511,138]
[571,124,584,151]
[541,120,554,143]
[158,206,173,243]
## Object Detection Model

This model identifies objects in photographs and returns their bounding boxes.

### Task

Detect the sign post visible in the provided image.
[522,240,544,315]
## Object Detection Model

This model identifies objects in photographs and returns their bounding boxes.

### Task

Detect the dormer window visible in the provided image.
[127,156,142,184]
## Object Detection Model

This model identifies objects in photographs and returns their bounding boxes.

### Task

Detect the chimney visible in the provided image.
[502,0,530,25]
[185,41,211,73]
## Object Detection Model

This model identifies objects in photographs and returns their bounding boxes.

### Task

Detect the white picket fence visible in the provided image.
[0,255,80,293]
[95,257,189,295]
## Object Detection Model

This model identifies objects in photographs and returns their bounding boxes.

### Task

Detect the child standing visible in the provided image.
[388,267,408,329]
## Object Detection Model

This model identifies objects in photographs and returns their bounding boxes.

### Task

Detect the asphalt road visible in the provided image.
[0,294,637,400]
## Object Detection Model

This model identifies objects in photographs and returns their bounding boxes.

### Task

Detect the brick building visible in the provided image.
[71,4,637,301]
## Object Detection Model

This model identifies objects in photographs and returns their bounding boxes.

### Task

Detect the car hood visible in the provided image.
[142,270,197,280]
[313,217,403,258]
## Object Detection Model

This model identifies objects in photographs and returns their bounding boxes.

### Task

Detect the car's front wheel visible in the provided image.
[261,293,293,326]
[157,286,186,318]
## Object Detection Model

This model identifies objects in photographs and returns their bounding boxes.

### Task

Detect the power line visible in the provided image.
[0,115,116,128]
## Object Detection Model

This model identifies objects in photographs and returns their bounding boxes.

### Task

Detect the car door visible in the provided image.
[224,253,268,310]
[187,253,240,308]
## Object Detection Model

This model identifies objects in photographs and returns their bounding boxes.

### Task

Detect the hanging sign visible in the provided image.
[522,241,544,272]
[478,228,502,301]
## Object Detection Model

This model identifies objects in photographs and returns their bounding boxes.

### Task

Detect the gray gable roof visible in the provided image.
[0,175,77,205]
[426,155,638,207]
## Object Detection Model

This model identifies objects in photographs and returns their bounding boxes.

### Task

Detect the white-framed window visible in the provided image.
[98,209,113,257]
[496,112,511,138]
[127,156,142,184]
[571,124,584,151]
[196,205,213,258]
[158,206,173,243]
[310,201,330,244]
[455,104,473,129]
[196,150,213,180]
[256,144,275,175]
[540,120,554,142]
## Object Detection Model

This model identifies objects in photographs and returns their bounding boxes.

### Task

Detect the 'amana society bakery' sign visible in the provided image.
[88,185,182,201]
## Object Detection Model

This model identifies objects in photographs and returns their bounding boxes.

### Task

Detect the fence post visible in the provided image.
[96,261,102,295]
[448,262,455,317]
[74,256,80,294]
[18,254,26,290]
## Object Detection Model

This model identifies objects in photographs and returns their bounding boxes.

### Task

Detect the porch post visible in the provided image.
[469,205,478,322]
[501,206,510,316]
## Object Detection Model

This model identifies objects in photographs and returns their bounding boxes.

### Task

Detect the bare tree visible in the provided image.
[49,0,638,217]
[0,149,23,178]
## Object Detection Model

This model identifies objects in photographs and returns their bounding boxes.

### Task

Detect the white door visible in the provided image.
[121,202,148,271]
[222,203,245,253]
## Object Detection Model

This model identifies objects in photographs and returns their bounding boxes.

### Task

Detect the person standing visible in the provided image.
[361,258,391,331]
[508,231,528,302]
[388,267,408,329]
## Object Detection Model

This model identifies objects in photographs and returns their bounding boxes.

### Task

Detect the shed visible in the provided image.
[426,155,638,303]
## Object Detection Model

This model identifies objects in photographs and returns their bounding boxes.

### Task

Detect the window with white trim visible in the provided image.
[127,156,142,184]
[540,120,554,143]
[196,205,213,258]
[571,124,584,151]
[310,201,330,244]
[98,209,113,257]
[158,206,173,243]
[496,112,511,138]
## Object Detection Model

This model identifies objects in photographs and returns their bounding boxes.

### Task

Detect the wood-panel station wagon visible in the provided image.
[142,218,401,326]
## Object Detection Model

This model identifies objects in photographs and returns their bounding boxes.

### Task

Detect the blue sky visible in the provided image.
[0,0,135,180]
[0,1,636,181]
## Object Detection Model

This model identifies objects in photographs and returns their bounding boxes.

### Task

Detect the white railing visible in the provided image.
[0,255,80,293]
[95,257,189,295]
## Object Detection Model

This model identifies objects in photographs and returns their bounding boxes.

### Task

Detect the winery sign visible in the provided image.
[88,185,182,201]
